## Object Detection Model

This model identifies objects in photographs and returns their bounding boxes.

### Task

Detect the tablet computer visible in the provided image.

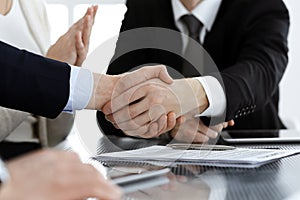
[220,130,300,144]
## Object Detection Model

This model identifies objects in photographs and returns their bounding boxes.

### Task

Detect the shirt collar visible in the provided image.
[171,0,222,32]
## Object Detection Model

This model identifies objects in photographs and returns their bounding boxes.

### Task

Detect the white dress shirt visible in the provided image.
[64,66,93,111]
[172,0,226,117]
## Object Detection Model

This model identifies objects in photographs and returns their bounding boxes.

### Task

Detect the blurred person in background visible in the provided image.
[0,0,97,159]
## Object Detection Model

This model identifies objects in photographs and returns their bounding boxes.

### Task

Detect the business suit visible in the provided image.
[0,0,74,149]
[0,41,70,119]
[97,0,289,136]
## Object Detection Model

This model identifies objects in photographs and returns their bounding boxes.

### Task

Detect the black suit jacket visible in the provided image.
[97,0,289,136]
[0,41,70,119]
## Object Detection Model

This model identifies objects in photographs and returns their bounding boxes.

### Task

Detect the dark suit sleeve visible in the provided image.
[0,41,70,119]
[220,0,289,121]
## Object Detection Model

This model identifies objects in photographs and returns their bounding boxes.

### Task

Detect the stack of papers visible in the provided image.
[94,145,300,168]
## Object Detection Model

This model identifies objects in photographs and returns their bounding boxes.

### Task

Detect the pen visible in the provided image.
[166,143,236,151]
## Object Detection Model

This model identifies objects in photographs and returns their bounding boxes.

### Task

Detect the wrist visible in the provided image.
[170,79,208,116]
[188,79,209,113]
[86,73,119,110]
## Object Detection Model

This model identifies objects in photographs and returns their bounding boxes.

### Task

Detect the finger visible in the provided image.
[84,6,93,18]
[149,122,160,137]
[124,125,150,137]
[176,116,186,124]
[155,115,168,135]
[113,65,173,95]
[105,114,115,123]
[103,85,147,115]
[156,112,176,137]
[222,122,229,129]
[198,121,218,139]
[112,123,120,129]
[82,14,92,49]
[116,111,151,131]
[124,97,150,120]
[91,5,98,24]
[170,117,182,138]
[172,129,208,143]
[192,132,210,143]
[75,31,86,66]
[228,120,235,126]
[107,98,149,124]
[199,128,218,139]
[211,123,225,133]
[70,7,91,31]
[105,115,120,130]
[156,115,168,135]
[117,106,166,132]
[165,112,177,132]
[72,8,88,29]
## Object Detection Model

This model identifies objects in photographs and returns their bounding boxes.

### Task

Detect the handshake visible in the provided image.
[87,65,233,143]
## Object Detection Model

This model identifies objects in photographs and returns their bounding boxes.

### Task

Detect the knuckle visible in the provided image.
[130,109,138,118]
[124,131,134,137]
[117,79,127,91]
[119,121,135,131]
[122,92,132,103]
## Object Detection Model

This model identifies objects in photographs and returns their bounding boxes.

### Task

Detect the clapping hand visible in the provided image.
[46,6,98,66]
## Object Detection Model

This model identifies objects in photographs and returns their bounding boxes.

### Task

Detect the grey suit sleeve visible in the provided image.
[46,113,74,147]
[0,107,30,141]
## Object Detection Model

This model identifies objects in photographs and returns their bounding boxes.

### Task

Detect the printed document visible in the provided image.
[95,145,300,168]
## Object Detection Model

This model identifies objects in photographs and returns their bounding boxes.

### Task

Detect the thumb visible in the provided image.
[149,65,173,84]
[115,65,173,95]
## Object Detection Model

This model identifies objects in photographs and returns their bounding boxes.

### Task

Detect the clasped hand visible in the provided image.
[100,65,223,141]
[87,65,233,143]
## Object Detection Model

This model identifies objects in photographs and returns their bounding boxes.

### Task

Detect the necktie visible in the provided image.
[181,14,204,77]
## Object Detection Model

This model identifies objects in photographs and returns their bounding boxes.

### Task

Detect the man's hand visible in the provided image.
[103,77,209,138]
[170,113,235,143]
[46,6,98,66]
[86,65,173,111]
[0,150,121,200]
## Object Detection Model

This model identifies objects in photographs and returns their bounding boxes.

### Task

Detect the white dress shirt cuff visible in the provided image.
[0,158,10,183]
[64,66,93,111]
[194,76,226,117]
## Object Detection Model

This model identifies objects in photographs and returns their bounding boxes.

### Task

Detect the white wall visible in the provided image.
[280,0,300,129]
